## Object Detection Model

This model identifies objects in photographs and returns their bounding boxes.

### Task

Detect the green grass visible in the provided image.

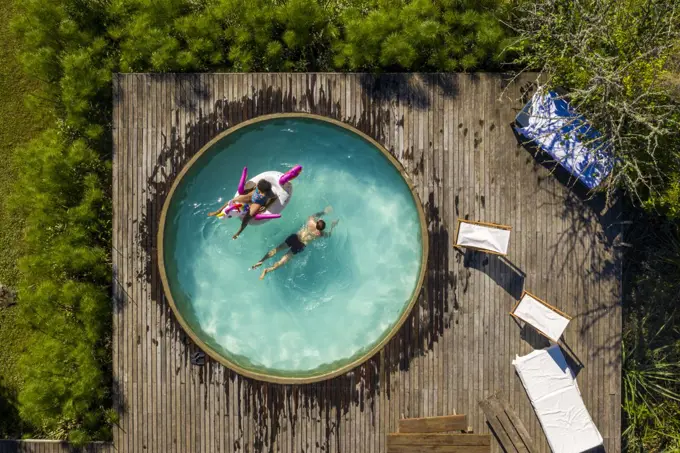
[0,0,43,438]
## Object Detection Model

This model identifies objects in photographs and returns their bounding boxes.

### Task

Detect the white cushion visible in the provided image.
[513,293,570,341]
[513,346,603,453]
[455,221,510,254]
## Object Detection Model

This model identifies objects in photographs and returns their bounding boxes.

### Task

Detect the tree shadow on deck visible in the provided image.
[507,116,624,375]
[121,74,455,452]
[458,249,526,300]
[357,73,460,111]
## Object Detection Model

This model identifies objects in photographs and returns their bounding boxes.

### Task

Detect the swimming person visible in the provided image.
[208,179,277,240]
[252,206,339,280]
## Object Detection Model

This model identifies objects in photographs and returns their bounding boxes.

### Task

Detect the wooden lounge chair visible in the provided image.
[453,219,512,256]
[510,291,572,343]
[512,346,603,453]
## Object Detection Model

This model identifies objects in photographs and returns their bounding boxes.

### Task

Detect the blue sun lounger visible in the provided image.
[514,91,614,190]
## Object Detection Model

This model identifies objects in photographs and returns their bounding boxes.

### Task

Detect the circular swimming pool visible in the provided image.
[159,114,427,383]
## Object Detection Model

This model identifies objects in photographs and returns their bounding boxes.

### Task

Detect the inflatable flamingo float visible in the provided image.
[217,165,302,224]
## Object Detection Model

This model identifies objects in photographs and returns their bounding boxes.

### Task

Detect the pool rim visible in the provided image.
[158,113,429,384]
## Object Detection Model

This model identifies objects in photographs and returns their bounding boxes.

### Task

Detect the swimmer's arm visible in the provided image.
[310,206,333,220]
[325,219,339,237]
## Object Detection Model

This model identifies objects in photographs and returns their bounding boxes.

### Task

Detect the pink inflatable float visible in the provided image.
[217,165,302,224]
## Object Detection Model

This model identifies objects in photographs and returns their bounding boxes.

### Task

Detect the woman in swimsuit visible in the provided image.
[208,179,277,239]
[251,206,339,280]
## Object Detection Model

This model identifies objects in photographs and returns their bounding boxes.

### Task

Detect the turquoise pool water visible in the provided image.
[162,117,424,379]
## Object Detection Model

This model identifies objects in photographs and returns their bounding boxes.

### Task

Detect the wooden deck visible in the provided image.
[112,73,622,453]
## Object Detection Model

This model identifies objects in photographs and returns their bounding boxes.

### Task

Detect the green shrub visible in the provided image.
[622,218,680,451]
[335,0,511,71]
[113,0,339,72]
[9,130,113,442]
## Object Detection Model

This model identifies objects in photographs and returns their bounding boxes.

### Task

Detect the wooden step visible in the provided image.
[479,393,536,453]
[387,434,491,453]
[398,414,468,433]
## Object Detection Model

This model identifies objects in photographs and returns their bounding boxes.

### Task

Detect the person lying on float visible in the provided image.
[208,165,302,240]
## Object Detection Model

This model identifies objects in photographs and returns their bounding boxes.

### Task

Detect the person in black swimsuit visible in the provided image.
[251,206,339,280]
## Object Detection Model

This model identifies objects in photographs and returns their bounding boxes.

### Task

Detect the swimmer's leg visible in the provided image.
[232,203,262,240]
[252,242,287,269]
[260,252,292,280]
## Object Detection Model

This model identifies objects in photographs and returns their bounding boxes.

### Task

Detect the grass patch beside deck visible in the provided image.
[0,0,43,437]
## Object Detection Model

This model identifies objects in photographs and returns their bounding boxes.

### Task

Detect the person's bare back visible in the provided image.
[251,206,339,280]
[297,216,326,245]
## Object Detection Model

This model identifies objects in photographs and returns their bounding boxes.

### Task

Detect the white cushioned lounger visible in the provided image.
[512,345,603,453]
[510,291,572,342]
[453,219,511,255]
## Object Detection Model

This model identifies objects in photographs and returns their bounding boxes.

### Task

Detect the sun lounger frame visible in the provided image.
[510,290,572,342]
[453,219,512,256]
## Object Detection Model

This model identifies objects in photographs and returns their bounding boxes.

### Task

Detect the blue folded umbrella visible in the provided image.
[515,90,614,190]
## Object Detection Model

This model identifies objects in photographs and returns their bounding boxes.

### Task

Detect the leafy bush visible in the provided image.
[112,0,511,72]
[9,130,113,442]
[511,0,680,217]
[335,0,511,71]
[113,0,339,72]
[622,217,680,451]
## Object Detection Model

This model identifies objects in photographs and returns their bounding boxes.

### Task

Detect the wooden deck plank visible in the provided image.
[398,415,467,433]
[462,73,473,425]
[150,72,159,453]
[427,73,436,420]
[111,72,122,453]
[112,73,621,453]
[388,433,491,446]
[451,73,463,425]
[143,72,152,453]
[126,73,136,453]
[479,400,518,453]
[480,395,535,453]
[162,73,172,453]
[479,71,490,428]
[133,72,142,453]
[119,73,128,453]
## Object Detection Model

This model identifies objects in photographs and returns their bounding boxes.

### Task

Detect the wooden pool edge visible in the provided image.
[156,112,430,385]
